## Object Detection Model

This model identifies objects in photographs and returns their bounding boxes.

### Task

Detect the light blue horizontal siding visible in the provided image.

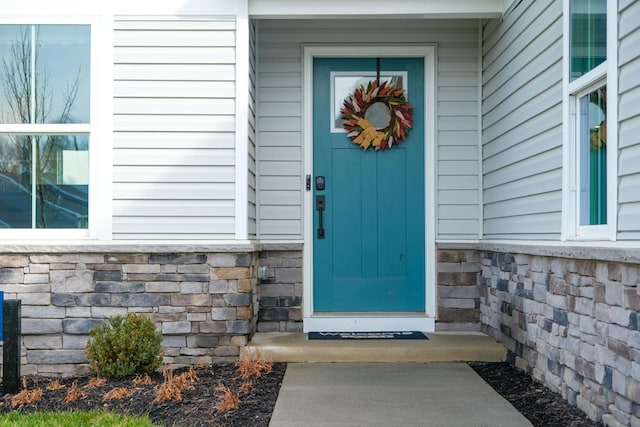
[618,0,640,239]
[248,20,258,238]
[481,0,563,239]
[113,18,237,240]
[257,19,481,240]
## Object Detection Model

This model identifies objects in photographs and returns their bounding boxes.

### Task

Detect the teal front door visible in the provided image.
[312,57,425,313]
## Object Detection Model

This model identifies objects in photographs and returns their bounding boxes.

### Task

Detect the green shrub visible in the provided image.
[85,313,163,379]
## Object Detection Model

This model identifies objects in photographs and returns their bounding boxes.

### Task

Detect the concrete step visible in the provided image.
[241,332,506,363]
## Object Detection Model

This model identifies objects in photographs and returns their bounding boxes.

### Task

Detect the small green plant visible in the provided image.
[85,313,163,379]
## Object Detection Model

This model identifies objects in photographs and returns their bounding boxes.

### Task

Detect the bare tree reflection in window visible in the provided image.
[1,25,82,228]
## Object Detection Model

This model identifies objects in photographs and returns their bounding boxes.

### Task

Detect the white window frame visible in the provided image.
[562,0,617,241]
[0,16,111,241]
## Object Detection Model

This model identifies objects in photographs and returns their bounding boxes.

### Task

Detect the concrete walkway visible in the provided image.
[269,363,533,427]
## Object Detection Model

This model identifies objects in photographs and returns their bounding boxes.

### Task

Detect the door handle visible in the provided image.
[316,195,325,239]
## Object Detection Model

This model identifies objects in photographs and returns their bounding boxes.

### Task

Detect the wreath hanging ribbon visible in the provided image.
[341,80,413,151]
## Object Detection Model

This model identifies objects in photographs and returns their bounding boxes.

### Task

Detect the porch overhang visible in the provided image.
[248,0,503,19]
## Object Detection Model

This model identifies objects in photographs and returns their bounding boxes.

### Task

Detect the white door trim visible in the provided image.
[302,45,437,333]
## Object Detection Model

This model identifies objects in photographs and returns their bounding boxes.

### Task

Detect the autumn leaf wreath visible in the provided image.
[341,80,413,151]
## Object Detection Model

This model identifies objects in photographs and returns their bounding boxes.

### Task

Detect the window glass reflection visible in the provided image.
[570,0,606,81]
[0,134,88,228]
[0,134,31,227]
[579,86,606,226]
[0,24,90,124]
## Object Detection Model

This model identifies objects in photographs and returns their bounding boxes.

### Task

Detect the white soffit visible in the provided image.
[249,0,502,19]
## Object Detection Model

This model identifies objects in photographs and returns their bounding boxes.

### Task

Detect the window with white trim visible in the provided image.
[565,0,615,239]
[0,24,90,230]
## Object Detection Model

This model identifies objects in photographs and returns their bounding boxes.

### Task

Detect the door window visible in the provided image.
[330,72,406,132]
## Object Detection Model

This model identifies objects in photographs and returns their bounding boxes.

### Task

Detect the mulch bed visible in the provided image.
[0,362,287,427]
[0,361,604,426]
[470,362,604,427]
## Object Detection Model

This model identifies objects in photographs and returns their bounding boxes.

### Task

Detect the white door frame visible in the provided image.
[302,45,437,332]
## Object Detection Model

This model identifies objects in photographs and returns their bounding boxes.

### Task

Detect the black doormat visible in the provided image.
[307,331,428,340]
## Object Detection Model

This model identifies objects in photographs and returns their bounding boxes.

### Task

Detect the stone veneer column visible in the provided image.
[256,247,303,332]
[436,249,481,331]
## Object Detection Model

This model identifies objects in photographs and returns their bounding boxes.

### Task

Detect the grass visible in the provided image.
[0,410,157,426]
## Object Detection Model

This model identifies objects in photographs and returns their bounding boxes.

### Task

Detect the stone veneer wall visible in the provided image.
[479,250,640,427]
[436,249,481,331]
[256,248,303,332]
[0,250,259,377]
